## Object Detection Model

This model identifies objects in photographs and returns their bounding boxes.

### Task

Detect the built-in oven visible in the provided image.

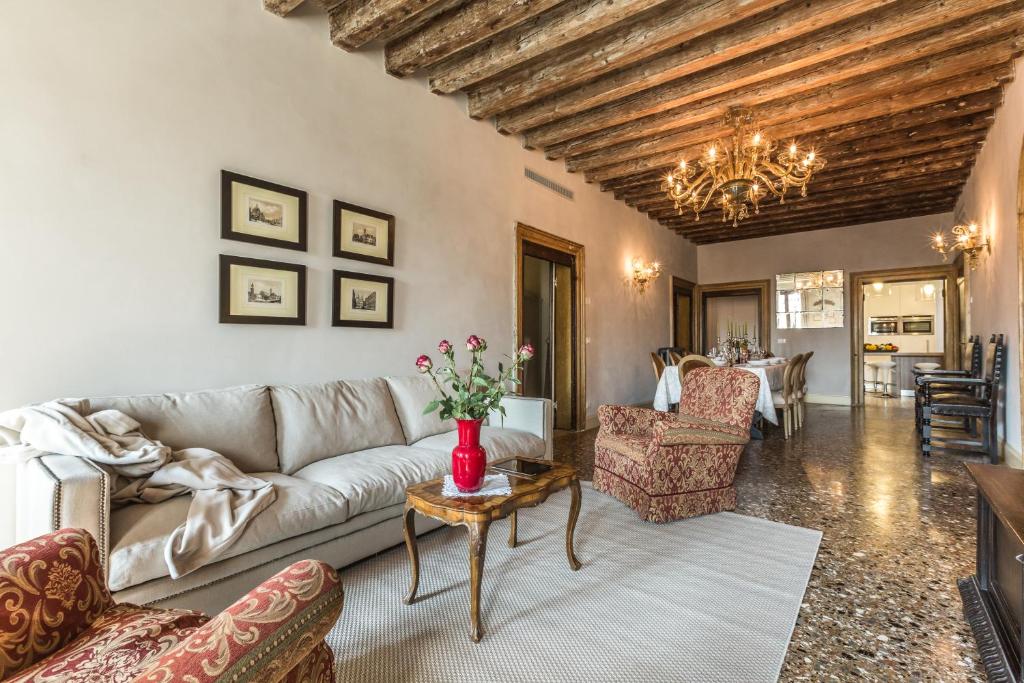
[901,315,934,335]
[869,316,899,335]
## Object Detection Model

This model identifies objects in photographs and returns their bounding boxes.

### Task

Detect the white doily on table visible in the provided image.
[441,474,512,498]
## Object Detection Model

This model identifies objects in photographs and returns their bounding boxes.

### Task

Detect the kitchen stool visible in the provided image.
[870,360,897,398]
[864,361,879,393]
[915,362,941,372]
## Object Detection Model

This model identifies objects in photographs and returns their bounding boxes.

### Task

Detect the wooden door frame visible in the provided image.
[670,276,696,350]
[849,264,960,406]
[693,279,771,354]
[1017,137,1024,456]
[515,223,586,432]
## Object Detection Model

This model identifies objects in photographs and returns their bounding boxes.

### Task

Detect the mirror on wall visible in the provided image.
[776,270,845,329]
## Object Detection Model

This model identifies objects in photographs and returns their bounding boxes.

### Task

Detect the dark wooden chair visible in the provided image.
[914,334,982,433]
[920,334,1006,463]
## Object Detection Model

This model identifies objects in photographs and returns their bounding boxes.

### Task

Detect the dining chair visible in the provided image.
[772,353,803,439]
[651,352,667,382]
[678,354,716,380]
[795,352,813,430]
[668,351,684,365]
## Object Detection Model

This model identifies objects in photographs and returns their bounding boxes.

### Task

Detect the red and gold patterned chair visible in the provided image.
[0,528,343,683]
[594,367,759,523]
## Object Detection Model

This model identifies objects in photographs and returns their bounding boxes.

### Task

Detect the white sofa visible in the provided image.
[14,375,552,612]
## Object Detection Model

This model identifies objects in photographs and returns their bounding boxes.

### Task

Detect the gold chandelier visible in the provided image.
[662,108,826,227]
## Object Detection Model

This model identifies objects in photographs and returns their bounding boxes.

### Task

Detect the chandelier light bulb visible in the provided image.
[708,146,717,159]
[752,132,762,145]
[789,142,798,154]
[679,160,686,169]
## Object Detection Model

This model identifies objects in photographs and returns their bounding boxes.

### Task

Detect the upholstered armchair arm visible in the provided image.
[652,415,750,447]
[134,559,344,683]
[16,455,110,569]
[0,528,114,680]
[597,405,663,437]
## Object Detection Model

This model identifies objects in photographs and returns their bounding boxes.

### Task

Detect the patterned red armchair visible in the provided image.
[0,528,343,683]
[594,367,759,523]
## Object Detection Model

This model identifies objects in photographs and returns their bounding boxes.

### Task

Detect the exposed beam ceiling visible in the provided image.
[273,0,1023,243]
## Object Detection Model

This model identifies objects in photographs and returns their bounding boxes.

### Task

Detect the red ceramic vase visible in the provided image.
[452,418,487,493]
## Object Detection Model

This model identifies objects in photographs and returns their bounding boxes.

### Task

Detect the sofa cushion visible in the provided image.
[293,445,451,518]
[413,426,547,461]
[385,375,455,444]
[87,385,278,473]
[271,378,406,475]
[107,473,347,592]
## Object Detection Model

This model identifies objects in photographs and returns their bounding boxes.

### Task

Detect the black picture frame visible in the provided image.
[219,254,307,325]
[332,200,395,266]
[221,170,308,251]
[332,269,395,329]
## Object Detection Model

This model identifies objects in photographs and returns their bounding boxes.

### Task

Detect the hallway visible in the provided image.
[554,402,986,681]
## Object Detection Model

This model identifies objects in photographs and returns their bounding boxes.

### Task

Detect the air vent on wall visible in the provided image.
[525,168,574,201]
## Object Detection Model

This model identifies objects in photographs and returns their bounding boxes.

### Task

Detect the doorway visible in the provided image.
[516,223,585,431]
[672,277,695,352]
[849,265,960,406]
[693,280,771,354]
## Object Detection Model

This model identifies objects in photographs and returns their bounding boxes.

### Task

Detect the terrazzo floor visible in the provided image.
[552,400,987,682]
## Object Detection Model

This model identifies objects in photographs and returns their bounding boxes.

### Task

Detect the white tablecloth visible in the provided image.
[652,362,787,425]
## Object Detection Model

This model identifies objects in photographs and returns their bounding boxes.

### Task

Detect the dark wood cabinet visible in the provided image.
[961,463,1024,681]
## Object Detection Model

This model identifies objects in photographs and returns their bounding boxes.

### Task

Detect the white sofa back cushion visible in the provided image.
[271,378,406,475]
[87,384,279,473]
[386,374,456,444]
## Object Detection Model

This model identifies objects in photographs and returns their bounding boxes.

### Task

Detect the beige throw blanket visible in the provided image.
[0,400,276,579]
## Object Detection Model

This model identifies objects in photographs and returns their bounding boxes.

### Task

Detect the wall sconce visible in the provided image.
[931,222,990,269]
[630,257,662,292]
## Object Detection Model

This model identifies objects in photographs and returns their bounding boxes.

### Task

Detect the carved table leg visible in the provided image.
[508,509,517,548]
[566,479,582,571]
[402,506,419,605]
[467,520,490,642]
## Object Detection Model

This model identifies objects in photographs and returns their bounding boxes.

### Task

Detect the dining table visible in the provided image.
[652,359,789,425]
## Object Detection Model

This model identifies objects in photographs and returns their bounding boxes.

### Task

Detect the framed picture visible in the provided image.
[219,254,306,325]
[333,200,394,266]
[332,270,394,328]
[221,170,308,251]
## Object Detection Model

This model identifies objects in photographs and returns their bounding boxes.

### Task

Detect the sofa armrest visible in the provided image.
[489,396,553,459]
[16,455,110,569]
[597,405,662,437]
[134,559,344,683]
[0,529,114,680]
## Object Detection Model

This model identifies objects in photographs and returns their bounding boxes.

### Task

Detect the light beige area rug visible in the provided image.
[327,485,820,682]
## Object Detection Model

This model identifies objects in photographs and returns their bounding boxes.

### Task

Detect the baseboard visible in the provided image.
[1004,441,1022,469]
[805,394,852,406]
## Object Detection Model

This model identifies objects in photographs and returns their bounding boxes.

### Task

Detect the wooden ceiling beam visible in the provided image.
[621,132,986,205]
[468,0,818,120]
[645,166,973,217]
[528,10,1022,153]
[264,0,307,16]
[329,0,456,50]
[601,91,1000,194]
[384,0,564,77]
[685,203,957,243]
[651,173,971,223]
[493,0,1012,134]
[585,61,1014,183]
[673,189,961,237]
[679,199,955,237]
[425,0,673,94]
[566,34,1020,173]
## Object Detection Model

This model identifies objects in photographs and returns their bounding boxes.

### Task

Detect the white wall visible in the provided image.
[0,1,697,544]
[698,214,951,402]
[955,57,1024,463]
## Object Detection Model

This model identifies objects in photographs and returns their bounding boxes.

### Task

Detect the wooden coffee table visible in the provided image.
[402,457,581,642]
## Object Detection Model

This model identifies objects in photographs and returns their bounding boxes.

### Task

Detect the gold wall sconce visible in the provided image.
[931,222,990,269]
[630,257,662,292]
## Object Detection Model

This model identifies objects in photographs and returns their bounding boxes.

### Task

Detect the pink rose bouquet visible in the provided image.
[415,334,533,421]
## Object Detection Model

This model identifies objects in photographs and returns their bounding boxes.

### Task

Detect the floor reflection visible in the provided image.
[553,400,985,681]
